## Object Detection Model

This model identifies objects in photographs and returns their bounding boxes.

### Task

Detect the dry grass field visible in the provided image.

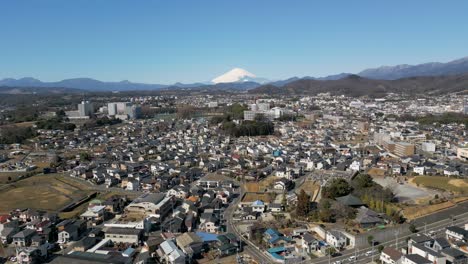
[296,180,320,198]
[412,176,468,194]
[367,168,387,178]
[197,254,247,264]
[403,196,468,220]
[0,172,26,184]
[241,192,275,204]
[0,174,93,214]
[244,176,279,192]
[403,201,455,220]
[0,121,35,128]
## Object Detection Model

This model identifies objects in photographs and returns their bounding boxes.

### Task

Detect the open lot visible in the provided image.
[403,201,456,220]
[296,180,320,196]
[244,176,279,192]
[374,176,441,203]
[241,192,275,204]
[412,176,468,194]
[0,174,93,214]
[0,172,27,184]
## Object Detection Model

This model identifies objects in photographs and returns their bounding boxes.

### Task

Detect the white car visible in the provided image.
[333,261,342,264]
[348,255,357,261]
[365,250,374,256]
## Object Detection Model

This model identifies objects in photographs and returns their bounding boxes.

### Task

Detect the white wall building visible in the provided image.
[78,101,94,117]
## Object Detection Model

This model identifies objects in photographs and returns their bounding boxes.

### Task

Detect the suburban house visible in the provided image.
[58,224,79,244]
[175,232,203,256]
[15,247,42,264]
[80,205,106,225]
[402,254,432,264]
[410,242,446,264]
[446,226,468,243]
[325,230,347,249]
[301,232,320,253]
[157,239,186,264]
[355,206,385,228]
[335,194,366,208]
[274,178,293,191]
[380,247,403,264]
[104,227,142,244]
[251,200,266,213]
[263,228,291,247]
[13,229,37,247]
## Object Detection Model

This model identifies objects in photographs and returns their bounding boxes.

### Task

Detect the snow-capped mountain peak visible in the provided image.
[212,68,258,84]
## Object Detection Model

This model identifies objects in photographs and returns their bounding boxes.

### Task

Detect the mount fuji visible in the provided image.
[211,68,269,84]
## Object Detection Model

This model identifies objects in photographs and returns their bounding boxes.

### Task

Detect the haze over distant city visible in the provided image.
[1,0,468,84]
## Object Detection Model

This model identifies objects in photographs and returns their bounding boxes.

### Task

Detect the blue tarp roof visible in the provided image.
[267,247,286,253]
[122,247,135,256]
[196,232,219,242]
[264,228,281,236]
[252,200,264,206]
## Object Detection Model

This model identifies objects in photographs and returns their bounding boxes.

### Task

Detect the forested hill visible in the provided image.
[249,74,468,97]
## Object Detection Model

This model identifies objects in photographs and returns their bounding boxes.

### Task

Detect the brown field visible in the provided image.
[244,182,260,192]
[197,254,244,264]
[0,172,26,184]
[244,176,279,192]
[367,168,386,177]
[412,176,468,194]
[449,179,468,188]
[297,180,320,198]
[403,201,455,220]
[452,197,468,203]
[241,192,275,203]
[0,121,35,128]
[0,174,93,214]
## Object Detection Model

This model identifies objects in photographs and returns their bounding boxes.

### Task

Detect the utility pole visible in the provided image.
[354,246,358,264]
[395,230,399,248]
[424,222,427,235]
[372,240,375,263]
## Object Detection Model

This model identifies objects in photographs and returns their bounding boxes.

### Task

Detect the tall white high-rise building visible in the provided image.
[107,102,140,120]
[108,102,132,116]
[464,100,468,115]
[257,103,270,111]
[108,103,118,116]
[421,142,436,152]
[78,101,94,117]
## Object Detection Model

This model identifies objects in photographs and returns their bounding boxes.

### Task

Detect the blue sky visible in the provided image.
[1,0,468,84]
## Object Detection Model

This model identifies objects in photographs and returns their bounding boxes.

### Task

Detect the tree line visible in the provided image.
[294,174,402,223]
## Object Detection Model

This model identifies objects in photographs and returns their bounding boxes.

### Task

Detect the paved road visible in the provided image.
[412,200,468,226]
[224,180,273,264]
[223,177,468,264]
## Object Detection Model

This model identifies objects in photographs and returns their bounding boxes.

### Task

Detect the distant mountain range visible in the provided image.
[250,73,468,97]
[0,77,170,91]
[1,56,468,93]
[358,56,468,79]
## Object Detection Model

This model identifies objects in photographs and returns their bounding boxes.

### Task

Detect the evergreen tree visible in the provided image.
[296,190,310,217]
